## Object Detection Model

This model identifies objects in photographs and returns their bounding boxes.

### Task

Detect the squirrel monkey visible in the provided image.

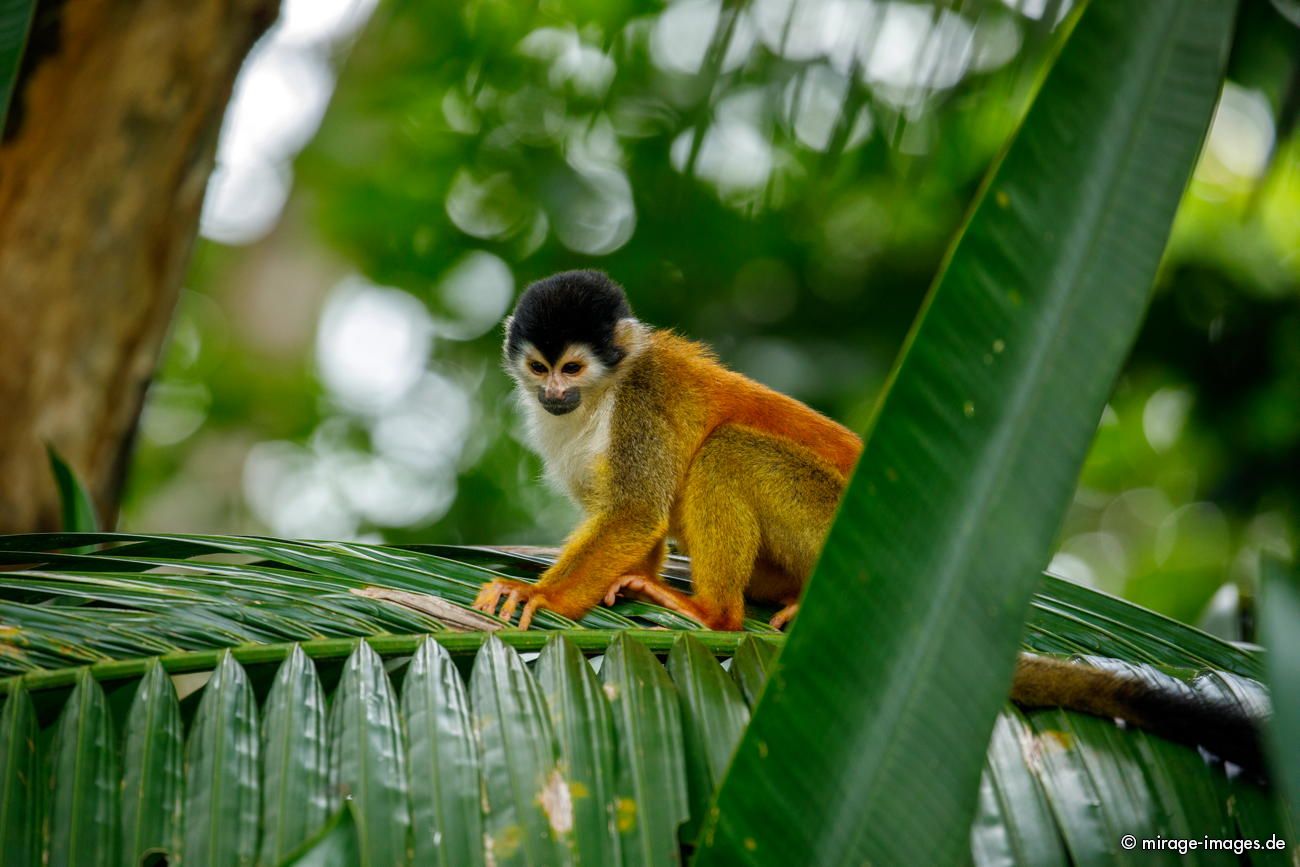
[472,269,862,632]
[467,272,1268,774]
[470,271,1268,774]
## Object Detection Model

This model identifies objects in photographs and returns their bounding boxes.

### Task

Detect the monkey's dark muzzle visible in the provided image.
[538,389,581,416]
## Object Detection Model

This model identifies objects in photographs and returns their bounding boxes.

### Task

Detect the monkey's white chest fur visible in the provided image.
[520,386,616,503]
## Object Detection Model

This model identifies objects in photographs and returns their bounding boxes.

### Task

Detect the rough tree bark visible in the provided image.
[0,0,278,531]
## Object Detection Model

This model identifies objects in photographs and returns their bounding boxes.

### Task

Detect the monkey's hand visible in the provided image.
[472,579,562,631]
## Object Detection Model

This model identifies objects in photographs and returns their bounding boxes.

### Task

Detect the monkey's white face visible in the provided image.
[512,342,610,416]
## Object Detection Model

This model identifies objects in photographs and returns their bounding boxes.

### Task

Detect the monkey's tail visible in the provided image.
[1011,653,1270,776]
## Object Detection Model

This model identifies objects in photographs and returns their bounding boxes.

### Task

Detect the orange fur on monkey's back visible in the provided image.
[651,331,863,477]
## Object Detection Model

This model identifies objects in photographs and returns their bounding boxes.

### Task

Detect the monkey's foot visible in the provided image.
[604,575,712,627]
[603,574,652,607]
[769,602,799,631]
[472,579,552,631]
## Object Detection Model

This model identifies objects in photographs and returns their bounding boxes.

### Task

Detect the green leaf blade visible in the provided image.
[402,636,485,867]
[600,633,688,867]
[697,1,1238,863]
[328,640,412,867]
[665,635,748,842]
[0,0,35,170]
[471,635,570,867]
[0,685,42,866]
[728,636,776,710]
[1128,730,1237,866]
[1022,709,1164,867]
[1030,576,1264,679]
[121,660,183,866]
[277,803,363,867]
[1260,557,1300,837]
[1223,773,1293,864]
[45,447,100,533]
[970,709,1068,867]
[48,670,119,867]
[260,645,331,865]
[184,651,261,867]
[536,634,620,867]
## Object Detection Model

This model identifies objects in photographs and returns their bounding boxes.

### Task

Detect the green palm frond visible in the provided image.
[0,533,1291,865]
[0,532,1262,678]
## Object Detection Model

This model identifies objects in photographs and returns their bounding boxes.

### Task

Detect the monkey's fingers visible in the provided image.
[472,584,498,613]
[472,580,527,618]
[517,596,545,631]
[610,576,711,627]
[499,589,524,623]
[603,574,649,607]
[472,582,507,615]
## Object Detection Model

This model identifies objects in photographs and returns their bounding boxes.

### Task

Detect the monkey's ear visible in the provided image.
[613,317,647,360]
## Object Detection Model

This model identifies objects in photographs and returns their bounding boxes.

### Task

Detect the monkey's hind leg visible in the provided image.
[598,525,754,626]
[600,538,721,624]
[671,435,762,631]
[768,602,799,630]
[746,558,804,630]
[602,574,716,624]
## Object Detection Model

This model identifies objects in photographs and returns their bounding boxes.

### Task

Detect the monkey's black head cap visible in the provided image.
[506,270,633,367]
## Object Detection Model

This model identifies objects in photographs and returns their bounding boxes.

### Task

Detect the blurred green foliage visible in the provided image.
[124,0,1299,640]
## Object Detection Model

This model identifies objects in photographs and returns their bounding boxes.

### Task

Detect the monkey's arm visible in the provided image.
[474,395,684,629]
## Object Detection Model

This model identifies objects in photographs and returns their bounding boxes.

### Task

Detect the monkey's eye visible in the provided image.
[561,362,583,375]
[529,361,547,374]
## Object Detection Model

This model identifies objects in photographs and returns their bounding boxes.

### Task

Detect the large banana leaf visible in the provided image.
[0,536,1292,865]
[696,0,1239,864]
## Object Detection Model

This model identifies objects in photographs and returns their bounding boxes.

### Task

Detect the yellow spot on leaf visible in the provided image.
[995,190,1010,208]
[616,797,637,832]
[493,825,523,860]
[1042,729,1073,750]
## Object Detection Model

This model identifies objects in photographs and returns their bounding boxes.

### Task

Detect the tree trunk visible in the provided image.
[0,0,277,532]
